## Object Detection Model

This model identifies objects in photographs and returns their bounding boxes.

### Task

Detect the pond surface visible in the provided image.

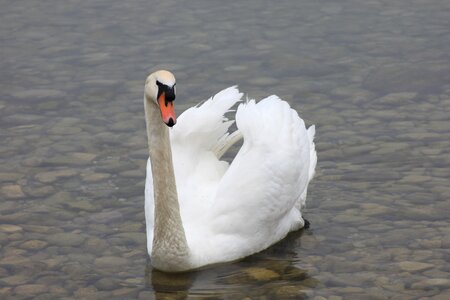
[1,0,450,299]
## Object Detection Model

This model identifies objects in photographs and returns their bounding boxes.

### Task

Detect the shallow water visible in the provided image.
[1,0,450,299]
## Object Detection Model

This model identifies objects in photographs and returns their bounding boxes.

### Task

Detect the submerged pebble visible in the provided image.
[411,278,450,290]
[20,240,48,250]
[1,0,449,299]
[0,185,25,198]
[47,233,86,247]
[397,261,434,272]
[14,284,49,296]
[271,285,307,299]
[0,224,23,233]
[243,267,280,281]
[35,169,78,183]
[94,256,128,269]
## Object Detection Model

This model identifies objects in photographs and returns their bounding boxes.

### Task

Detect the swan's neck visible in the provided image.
[144,96,190,271]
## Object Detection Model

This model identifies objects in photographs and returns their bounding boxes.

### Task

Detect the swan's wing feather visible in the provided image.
[170,86,243,153]
[199,96,315,261]
[169,86,243,220]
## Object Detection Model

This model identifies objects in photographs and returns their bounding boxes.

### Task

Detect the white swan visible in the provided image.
[144,70,317,272]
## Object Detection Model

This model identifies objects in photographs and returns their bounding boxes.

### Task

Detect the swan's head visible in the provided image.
[145,70,177,127]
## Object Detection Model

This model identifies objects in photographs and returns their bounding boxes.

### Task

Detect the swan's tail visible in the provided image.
[307,125,317,182]
[297,125,317,210]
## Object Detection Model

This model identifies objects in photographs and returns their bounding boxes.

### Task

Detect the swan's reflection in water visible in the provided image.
[145,230,319,299]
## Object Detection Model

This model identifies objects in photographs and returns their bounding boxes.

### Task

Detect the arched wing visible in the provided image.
[169,87,243,218]
[198,96,315,261]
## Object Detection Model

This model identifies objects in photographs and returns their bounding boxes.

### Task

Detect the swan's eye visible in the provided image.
[155,80,176,103]
[156,80,164,100]
[165,86,175,102]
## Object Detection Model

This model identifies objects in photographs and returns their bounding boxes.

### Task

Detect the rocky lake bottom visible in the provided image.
[1,0,449,299]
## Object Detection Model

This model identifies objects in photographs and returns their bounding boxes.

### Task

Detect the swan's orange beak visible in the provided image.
[158,92,177,127]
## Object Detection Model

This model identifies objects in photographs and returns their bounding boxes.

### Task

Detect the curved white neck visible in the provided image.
[144,96,190,271]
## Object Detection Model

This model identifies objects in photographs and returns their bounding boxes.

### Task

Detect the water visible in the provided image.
[1,0,449,298]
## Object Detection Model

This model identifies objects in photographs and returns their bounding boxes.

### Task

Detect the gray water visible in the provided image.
[1,0,450,299]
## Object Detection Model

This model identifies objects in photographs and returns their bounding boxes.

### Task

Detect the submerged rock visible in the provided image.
[397,261,434,272]
[35,169,78,183]
[1,185,25,198]
[65,200,97,212]
[94,256,128,269]
[95,278,121,291]
[0,224,23,233]
[47,233,86,247]
[244,267,280,281]
[14,284,49,296]
[20,240,48,250]
[411,278,450,290]
[271,285,307,299]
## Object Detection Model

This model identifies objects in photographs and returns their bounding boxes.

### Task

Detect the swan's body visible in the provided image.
[144,70,317,272]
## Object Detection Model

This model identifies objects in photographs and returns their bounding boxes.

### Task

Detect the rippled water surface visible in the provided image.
[1,0,450,299]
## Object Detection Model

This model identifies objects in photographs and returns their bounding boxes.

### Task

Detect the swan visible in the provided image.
[144,70,317,272]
